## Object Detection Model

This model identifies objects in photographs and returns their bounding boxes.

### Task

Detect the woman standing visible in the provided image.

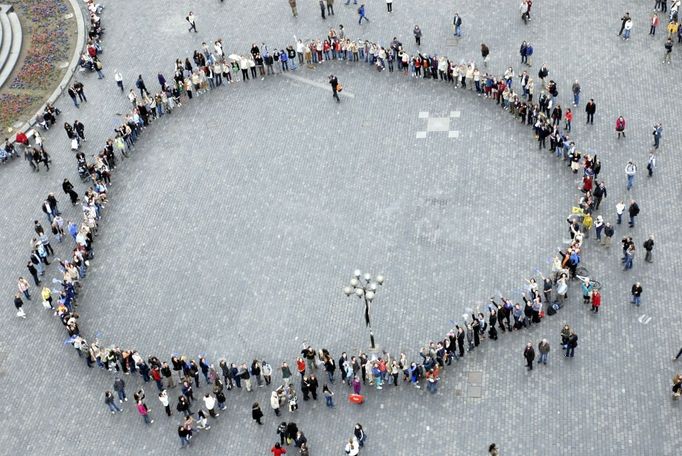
[252,402,264,425]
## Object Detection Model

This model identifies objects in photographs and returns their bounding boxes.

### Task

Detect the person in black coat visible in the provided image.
[524,342,535,370]
[251,402,264,425]
[308,375,319,400]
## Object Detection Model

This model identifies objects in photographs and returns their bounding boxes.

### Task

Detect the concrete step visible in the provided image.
[0,5,12,85]
[0,5,21,89]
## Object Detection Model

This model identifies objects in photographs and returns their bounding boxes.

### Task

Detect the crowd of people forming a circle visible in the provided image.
[7,0,672,453]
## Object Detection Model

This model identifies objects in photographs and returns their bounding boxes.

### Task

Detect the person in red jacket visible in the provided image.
[591,290,601,313]
[271,442,287,455]
[615,116,626,138]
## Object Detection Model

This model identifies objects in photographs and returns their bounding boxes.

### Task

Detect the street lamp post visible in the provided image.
[343,270,384,350]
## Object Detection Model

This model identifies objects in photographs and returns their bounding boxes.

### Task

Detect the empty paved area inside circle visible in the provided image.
[0,1,681,456]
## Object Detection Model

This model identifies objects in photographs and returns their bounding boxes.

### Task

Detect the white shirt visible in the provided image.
[203,395,216,410]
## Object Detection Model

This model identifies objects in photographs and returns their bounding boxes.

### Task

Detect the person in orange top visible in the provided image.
[296,357,306,377]
[650,14,660,35]
[564,108,573,132]
[271,442,287,456]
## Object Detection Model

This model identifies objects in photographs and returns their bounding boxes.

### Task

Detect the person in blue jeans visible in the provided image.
[565,332,578,357]
[631,282,643,306]
[538,339,550,365]
[357,4,369,23]
[113,377,127,403]
[104,391,122,414]
[323,384,334,407]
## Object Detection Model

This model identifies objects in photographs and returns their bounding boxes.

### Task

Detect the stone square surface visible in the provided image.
[0,0,680,455]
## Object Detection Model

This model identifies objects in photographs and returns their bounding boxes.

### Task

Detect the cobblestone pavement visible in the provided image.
[1,0,681,455]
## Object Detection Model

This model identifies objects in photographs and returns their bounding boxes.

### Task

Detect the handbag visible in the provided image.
[336,84,343,92]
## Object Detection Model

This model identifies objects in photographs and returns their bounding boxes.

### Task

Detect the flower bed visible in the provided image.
[0,0,76,131]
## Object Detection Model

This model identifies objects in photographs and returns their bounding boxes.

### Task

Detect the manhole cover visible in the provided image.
[467,371,482,385]
[467,385,482,398]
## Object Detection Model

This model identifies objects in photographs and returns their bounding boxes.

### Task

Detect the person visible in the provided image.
[652,123,663,148]
[113,377,127,403]
[572,80,581,106]
[196,410,211,430]
[673,374,682,399]
[319,0,326,19]
[67,85,79,108]
[186,12,197,33]
[288,0,297,16]
[591,289,601,313]
[354,423,366,447]
[323,384,334,407]
[327,0,335,15]
[618,12,631,36]
[345,438,360,456]
[386,0,392,12]
[178,425,191,448]
[105,391,122,414]
[329,74,340,102]
[136,400,153,425]
[664,38,673,63]
[252,402,264,425]
[453,13,462,36]
[159,390,171,416]
[114,70,124,92]
[585,99,596,124]
[566,331,578,357]
[628,200,640,227]
[603,222,614,247]
[650,13,660,35]
[615,116,626,138]
[481,43,490,67]
[277,422,288,446]
[489,443,500,456]
[413,25,422,46]
[631,282,643,306]
[203,393,219,418]
[673,347,682,362]
[625,161,637,191]
[524,342,535,370]
[623,17,633,40]
[538,339,550,365]
[271,443,287,456]
[357,4,369,24]
[270,390,281,416]
[643,235,655,263]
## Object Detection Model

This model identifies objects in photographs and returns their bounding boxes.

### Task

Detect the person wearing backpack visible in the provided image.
[357,4,369,24]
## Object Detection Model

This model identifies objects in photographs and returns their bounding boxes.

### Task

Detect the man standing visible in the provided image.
[538,339,550,365]
[319,0,326,19]
[114,70,124,92]
[625,160,637,191]
[289,0,297,17]
[453,13,462,36]
[664,38,673,63]
[647,151,656,177]
[524,342,535,370]
[631,282,643,306]
[327,0,334,15]
[186,12,197,33]
[113,377,128,404]
[329,74,340,102]
[603,222,614,247]
[585,99,596,124]
[643,235,655,263]
[572,80,581,106]
[618,12,631,36]
[481,43,490,67]
[593,181,607,210]
[105,391,122,414]
[628,200,640,227]
[652,123,663,148]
